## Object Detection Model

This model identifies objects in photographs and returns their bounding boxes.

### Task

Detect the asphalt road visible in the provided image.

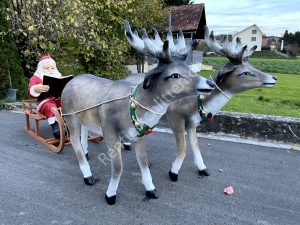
[0,111,299,225]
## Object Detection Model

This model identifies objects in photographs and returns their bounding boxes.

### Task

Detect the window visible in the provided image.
[183,33,192,39]
[252,30,257,34]
[251,37,256,41]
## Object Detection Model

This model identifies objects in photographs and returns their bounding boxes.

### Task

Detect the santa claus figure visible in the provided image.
[28,55,63,138]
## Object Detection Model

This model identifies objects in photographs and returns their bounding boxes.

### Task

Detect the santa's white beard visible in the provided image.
[44,71,61,78]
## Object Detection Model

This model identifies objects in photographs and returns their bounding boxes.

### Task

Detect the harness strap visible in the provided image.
[130,84,156,137]
[61,94,130,116]
[210,76,231,100]
[197,94,213,124]
[198,75,231,124]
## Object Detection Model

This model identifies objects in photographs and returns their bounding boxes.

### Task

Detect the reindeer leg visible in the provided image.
[169,123,187,182]
[67,117,99,185]
[134,138,158,199]
[80,126,89,160]
[104,135,123,205]
[186,127,209,177]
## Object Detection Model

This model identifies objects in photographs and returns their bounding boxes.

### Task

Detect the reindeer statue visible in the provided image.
[60,20,214,205]
[122,26,277,181]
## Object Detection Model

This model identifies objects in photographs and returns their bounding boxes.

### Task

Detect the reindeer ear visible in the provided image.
[143,68,161,89]
[216,65,235,84]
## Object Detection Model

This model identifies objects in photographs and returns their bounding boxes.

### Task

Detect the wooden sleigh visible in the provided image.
[22,100,103,153]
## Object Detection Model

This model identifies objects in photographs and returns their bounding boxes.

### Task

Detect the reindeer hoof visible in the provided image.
[105,194,116,205]
[123,143,132,150]
[198,169,210,177]
[146,189,159,199]
[85,153,89,161]
[83,176,99,185]
[169,170,178,182]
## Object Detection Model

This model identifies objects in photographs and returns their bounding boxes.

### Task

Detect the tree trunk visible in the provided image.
[7,59,12,89]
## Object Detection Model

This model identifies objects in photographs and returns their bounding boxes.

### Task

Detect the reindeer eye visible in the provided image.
[240,71,251,76]
[171,73,180,78]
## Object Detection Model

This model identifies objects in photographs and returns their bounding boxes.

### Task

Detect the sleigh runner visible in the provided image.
[22,99,103,153]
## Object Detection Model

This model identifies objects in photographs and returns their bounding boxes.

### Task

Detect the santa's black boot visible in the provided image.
[51,121,60,138]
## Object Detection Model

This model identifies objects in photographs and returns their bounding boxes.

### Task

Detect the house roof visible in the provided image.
[164,4,206,39]
[233,24,265,37]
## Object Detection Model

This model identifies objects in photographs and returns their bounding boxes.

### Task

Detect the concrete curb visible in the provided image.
[4,101,35,111]
[153,127,297,150]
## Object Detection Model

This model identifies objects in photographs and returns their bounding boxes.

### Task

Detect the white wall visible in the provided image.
[232,25,263,51]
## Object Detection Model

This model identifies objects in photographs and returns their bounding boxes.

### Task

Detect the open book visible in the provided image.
[42,75,73,98]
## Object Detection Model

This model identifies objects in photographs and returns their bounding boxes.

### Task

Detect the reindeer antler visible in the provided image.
[204,25,248,63]
[124,20,172,63]
[235,37,257,60]
[151,27,198,58]
[243,45,257,59]
[124,20,198,62]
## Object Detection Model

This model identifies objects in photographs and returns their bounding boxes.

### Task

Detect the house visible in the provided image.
[164,4,207,39]
[127,4,208,73]
[232,24,265,51]
[261,38,268,47]
[150,4,207,72]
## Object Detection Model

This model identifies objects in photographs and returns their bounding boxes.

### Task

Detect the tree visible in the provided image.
[164,0,194,6]
[0,0,27,100]
[195,40,209,54]
[279,30,300,55]
[281,30,292,45]
[77,0,168,79]
[1,0,167,80]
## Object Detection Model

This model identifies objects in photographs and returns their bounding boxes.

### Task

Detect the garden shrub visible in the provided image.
[0,0,28,100]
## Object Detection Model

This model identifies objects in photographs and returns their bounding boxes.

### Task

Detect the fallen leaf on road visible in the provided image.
[224,186,233,195]
[291,146,298,151]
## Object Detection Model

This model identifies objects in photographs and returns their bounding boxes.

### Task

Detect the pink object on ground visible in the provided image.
[224,186,234,195]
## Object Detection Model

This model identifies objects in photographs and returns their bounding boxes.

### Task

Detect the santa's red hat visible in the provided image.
[37,55,56,69]
[34,55,61,79]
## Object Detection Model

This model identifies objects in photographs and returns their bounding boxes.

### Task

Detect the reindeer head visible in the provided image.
[204,26,277,94]
[124,20,214,97]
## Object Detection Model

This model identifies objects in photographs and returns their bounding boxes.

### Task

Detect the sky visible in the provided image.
[193,0,300,37]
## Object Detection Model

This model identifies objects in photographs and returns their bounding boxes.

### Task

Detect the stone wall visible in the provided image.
[198,112,300,144]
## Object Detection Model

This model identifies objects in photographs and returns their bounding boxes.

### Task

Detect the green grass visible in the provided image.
[203,57,300,75]
[0,99,12,109]
[199,71,300,118]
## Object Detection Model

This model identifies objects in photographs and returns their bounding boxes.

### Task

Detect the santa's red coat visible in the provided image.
[28,75,61,123]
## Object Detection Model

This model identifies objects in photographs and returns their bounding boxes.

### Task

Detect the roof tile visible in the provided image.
[164,4,204,32]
